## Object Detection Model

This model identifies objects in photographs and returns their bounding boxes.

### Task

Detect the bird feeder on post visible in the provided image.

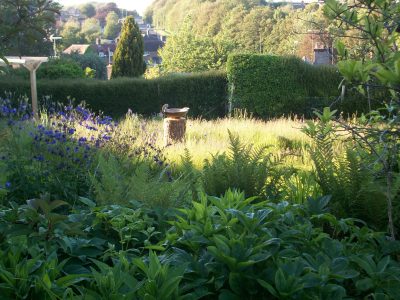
[0,56,48,120]
[162,104,189,146]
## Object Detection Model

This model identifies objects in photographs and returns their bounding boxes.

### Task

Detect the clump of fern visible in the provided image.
[202,131,280,197]
[303,108,388,230]
[89,152,193,209]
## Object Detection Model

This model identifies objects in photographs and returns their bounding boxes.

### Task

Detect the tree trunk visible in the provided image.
[163,117,186,146]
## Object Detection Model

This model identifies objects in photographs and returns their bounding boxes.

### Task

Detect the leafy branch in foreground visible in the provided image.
[322,0,400,240]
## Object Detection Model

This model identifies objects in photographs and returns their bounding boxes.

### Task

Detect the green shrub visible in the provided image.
[0,70,228,118]
[64,53,107,79]
[226,54,378,118]
[36,58,85,79]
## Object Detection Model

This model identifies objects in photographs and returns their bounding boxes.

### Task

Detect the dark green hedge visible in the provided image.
[226,54,376,118]
[0,71,228,118]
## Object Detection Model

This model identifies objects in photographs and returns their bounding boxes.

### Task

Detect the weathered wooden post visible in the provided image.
[162,104,189,146]
[106,64,113,80]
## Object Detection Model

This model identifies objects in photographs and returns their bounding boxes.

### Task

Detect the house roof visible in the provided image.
[144,35,164,52]
[63,44,91,55]
[92,44,117,53]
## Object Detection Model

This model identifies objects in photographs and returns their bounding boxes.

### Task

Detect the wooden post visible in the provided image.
[163,117,187,146]
[24,61,43,120]
[107,64,113,80]
[29,68,38,120]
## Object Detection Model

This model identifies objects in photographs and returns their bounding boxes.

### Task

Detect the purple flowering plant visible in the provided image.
[0,96,119,202]
[0,95,172,204]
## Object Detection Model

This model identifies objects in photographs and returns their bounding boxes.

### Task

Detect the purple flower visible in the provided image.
[34,155,45,161]
[5,182,11,189]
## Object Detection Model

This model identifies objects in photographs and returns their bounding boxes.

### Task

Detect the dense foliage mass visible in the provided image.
[321,0,400,240]
[227,54,374,118]
[0,71,228,118]
[0,98,399,299]
[147,0,338,73]
[3,55,107,81]
[0,0,60,56]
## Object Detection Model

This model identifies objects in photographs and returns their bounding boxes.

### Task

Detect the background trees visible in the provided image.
[61,19,85,46]
[111,16,145,78]
[81,18,101,43]
[95,2,120,24]
[159,18,234,73]
[147,0,334,73]
[104,12,121,40]
[80,3,96,18]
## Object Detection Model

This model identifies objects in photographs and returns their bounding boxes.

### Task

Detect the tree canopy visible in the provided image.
[104,12,120,39]
[81,18,101,43]
[0,0,60,56]
[80,3,96,18]
[159,17,234,73]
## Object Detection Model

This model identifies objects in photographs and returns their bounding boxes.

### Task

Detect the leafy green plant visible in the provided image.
[85,257,141,299]
[165,190,400,299]
[133,251,187,300]
[281,171,322,204]
[226,54,367,118]
[202,131,280,197]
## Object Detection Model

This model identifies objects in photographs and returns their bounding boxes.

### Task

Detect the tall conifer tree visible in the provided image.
[112,16,145,78]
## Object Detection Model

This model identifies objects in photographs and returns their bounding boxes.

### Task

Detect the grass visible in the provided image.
[118,115,313,170]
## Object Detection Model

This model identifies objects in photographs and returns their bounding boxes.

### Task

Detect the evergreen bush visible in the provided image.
[111,16,145,78]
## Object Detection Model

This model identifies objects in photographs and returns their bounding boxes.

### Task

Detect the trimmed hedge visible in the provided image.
[226,54,375,118]
[0,71,228,118]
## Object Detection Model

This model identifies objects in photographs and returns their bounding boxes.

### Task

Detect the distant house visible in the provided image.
[63,44,92,55]
[63,28,165,66]
[266,0,324,9]
[63,41,116,64]
[297,30,335,65]
[143,34,165,65]
[114,30,165,65]
[92,42,116,64]
[59,7,86,26]
[135,16,144,25]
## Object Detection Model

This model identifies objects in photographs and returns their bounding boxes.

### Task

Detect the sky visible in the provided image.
[58,0,154,15]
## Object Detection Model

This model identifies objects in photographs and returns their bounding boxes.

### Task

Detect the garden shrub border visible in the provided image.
[0,70,228,118]
[1,55,382,119]
[226,54,378,118]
